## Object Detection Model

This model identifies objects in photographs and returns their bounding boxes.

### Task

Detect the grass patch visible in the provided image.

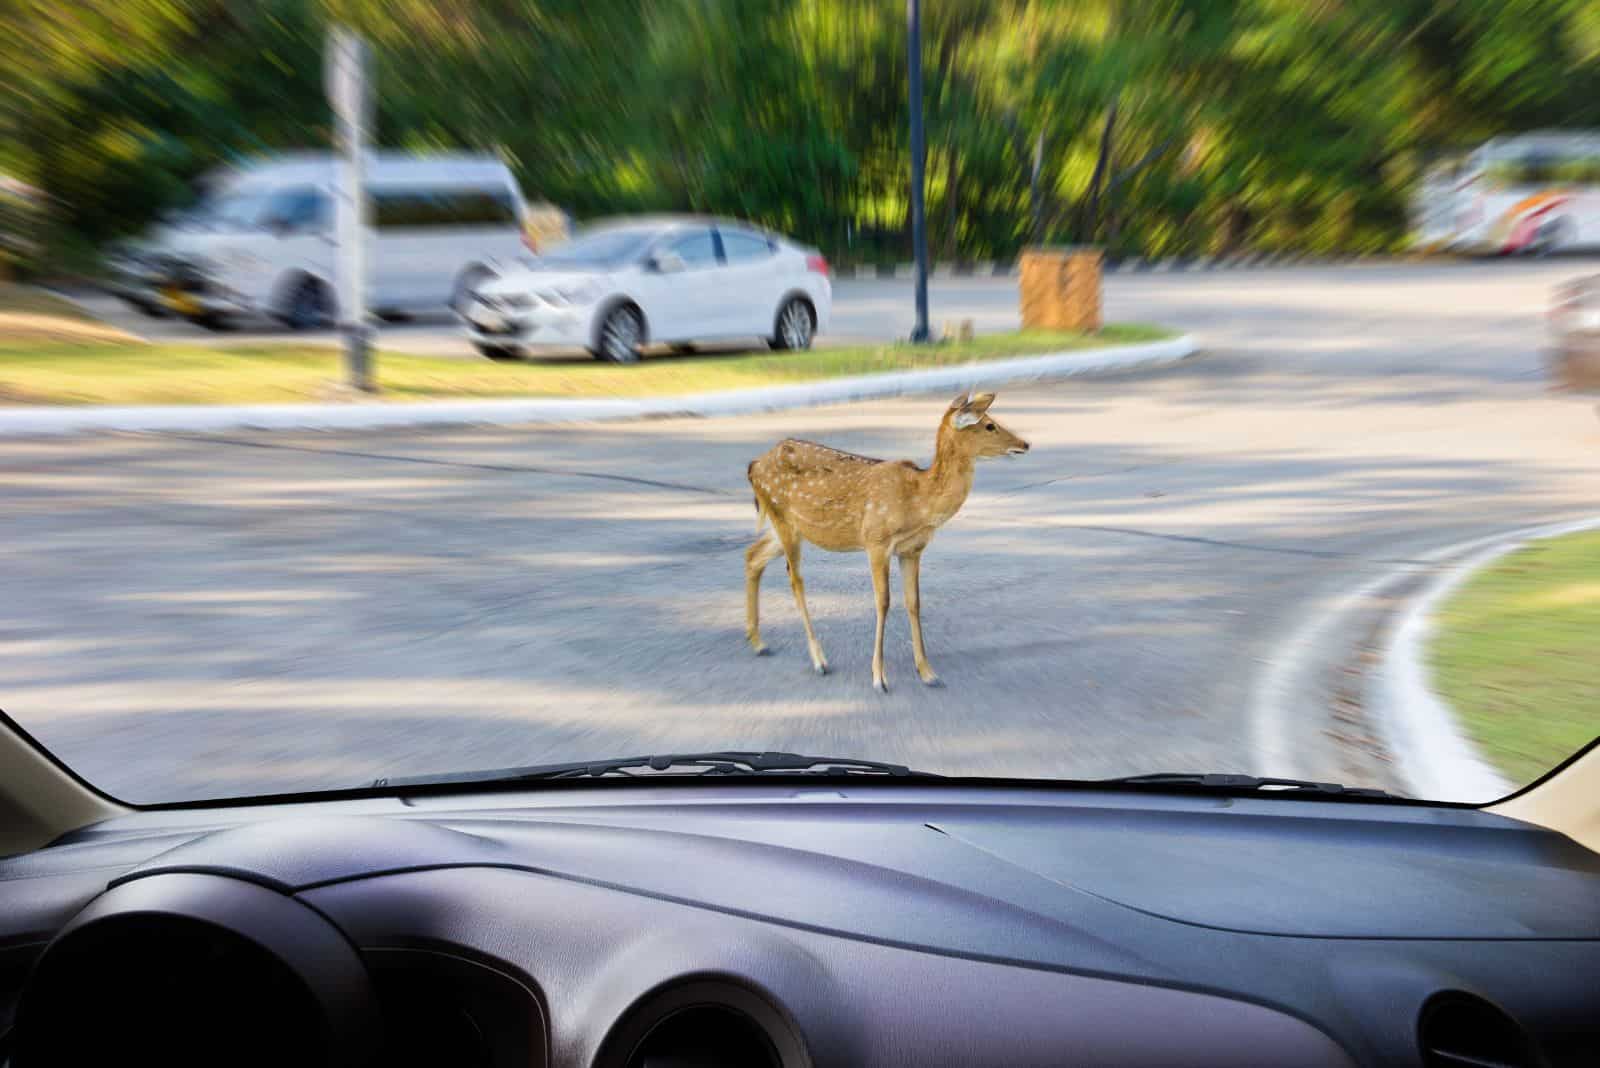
[1429,529,1600,787]
[0,283,135,344]
[0,321,1174,406]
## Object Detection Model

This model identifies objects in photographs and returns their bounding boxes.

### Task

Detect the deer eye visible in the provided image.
[985,422,996,431]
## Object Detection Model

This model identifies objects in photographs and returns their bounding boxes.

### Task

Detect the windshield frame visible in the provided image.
[5,704,1517,815]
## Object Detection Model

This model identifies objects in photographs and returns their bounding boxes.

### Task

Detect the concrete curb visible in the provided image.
[0,334,1196,438]
[1372,516,1600,803]
[833,254,1426,279]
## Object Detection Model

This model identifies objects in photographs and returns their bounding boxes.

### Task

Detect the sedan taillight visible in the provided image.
[805,253,830,277]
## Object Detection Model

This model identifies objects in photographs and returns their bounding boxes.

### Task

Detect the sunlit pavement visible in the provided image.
[9,259,1600,803]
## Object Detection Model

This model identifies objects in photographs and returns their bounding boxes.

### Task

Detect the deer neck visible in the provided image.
[920,425,977,525]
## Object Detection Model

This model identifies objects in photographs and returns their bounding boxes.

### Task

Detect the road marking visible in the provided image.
[1373,515,1600,802]
[1251,515,1600,795]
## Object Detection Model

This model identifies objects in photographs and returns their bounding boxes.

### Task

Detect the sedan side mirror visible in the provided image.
[650,250,687,274]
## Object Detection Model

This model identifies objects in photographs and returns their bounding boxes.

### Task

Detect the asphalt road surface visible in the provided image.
[9,260,1600,802]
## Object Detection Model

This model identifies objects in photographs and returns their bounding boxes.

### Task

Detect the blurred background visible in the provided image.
[6,0,1600,280]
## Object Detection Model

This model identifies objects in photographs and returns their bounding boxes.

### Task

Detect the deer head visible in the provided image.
[944,392,1030,460]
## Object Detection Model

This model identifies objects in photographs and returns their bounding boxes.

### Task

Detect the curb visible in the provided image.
[0,334,1196,437]
[1372,516,1600,803]
[832,254,1426,280]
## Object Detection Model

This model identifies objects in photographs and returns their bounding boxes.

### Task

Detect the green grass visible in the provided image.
[0,307,1173,406]
[1429,530,1600,786]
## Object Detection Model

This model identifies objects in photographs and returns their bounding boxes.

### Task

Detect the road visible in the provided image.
[69,259,1584,352]
[8,261,1600,803]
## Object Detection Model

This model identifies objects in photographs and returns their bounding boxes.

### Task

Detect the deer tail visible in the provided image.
[748,460,770,535]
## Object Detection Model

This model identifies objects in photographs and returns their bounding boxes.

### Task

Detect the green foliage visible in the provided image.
[7,0,1599,266]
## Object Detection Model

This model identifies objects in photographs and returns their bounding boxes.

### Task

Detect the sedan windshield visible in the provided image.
[532,225,664,269]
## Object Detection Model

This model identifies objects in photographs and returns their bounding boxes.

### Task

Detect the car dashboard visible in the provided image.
[1,781,1597,1066]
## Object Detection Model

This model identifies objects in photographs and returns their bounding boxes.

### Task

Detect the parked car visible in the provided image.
[148,152,533,330]
[463,215,831,362]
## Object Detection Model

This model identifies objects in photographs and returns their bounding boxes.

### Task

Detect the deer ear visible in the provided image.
[948,391,972,411]
[969,392,996,414]
[952,409,981,429]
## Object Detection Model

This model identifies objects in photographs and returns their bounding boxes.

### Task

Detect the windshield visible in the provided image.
[203,191,274,230]
[5,3,1599,808]
[532,224,664,268]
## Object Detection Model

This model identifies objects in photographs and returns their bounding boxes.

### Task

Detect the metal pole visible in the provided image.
[327,29,374,391]
[907,0,931,343]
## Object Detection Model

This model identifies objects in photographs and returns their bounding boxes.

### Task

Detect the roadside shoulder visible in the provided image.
[0,333,1196,438]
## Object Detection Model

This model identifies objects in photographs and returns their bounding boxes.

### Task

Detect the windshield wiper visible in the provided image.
[370,750,939,789]
[1096,772,1392,798]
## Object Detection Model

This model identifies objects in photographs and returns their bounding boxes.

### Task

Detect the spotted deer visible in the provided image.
[745,392,1030,691]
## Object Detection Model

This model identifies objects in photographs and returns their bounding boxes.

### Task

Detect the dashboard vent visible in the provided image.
[625,1005,780,1068]
[597,980,806,1068]
[1418,992,1541,1068]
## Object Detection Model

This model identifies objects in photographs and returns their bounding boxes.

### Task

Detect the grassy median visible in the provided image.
[1429,529,1600,786]
[0,286,1172,405]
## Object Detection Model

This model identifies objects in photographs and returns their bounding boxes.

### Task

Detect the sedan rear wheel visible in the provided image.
[594,304,643,364]
[771,298,814,351]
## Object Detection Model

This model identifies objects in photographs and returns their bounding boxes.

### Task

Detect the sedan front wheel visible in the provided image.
[593,304,643,364]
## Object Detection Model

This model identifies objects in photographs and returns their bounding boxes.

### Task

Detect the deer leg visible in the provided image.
[782,537,829,675]
[745,531,783,655]
[869,546,892,692]
[900,550,941,686]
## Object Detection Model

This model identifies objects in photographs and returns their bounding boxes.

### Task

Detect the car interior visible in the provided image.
[1,710,1596,1067]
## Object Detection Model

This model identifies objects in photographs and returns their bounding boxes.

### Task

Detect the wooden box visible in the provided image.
[1020,246,1103,333]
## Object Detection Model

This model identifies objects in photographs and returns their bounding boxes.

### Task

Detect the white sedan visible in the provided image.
[462,216,832,362]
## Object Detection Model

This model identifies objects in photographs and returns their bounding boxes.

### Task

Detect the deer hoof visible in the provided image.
[753,645,770,657]
[813,662,829,676]
[920,673,943,688]
[873,678,888,693]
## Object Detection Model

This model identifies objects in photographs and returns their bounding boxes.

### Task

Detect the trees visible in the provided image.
[6,0,1598,269]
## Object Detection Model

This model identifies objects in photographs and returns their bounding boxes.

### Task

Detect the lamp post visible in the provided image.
[325,28,374,391]
[907,0,931,343]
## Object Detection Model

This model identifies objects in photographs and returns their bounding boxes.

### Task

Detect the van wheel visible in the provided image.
[771,298,814,351]
[593,304,643,363]
[1530,218,1572,258]
[282,277,334,331]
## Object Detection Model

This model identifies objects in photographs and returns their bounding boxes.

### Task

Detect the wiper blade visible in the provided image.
[370,750,939,789]
[1097,772,1392,798]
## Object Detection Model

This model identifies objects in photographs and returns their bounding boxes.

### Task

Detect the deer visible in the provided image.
[744,391,1030,691]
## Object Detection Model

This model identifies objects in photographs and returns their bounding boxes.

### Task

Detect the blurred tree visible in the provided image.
[5,0,1598,268]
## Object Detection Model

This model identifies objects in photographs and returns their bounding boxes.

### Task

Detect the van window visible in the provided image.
[208,192,274,230]
[261,188,329,232]
[371,189,518,229]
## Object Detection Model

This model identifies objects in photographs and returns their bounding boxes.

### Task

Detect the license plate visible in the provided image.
[469,305,506,332]
[163,287,200,317]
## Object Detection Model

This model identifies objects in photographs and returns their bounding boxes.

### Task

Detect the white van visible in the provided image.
[156,153,533,329]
